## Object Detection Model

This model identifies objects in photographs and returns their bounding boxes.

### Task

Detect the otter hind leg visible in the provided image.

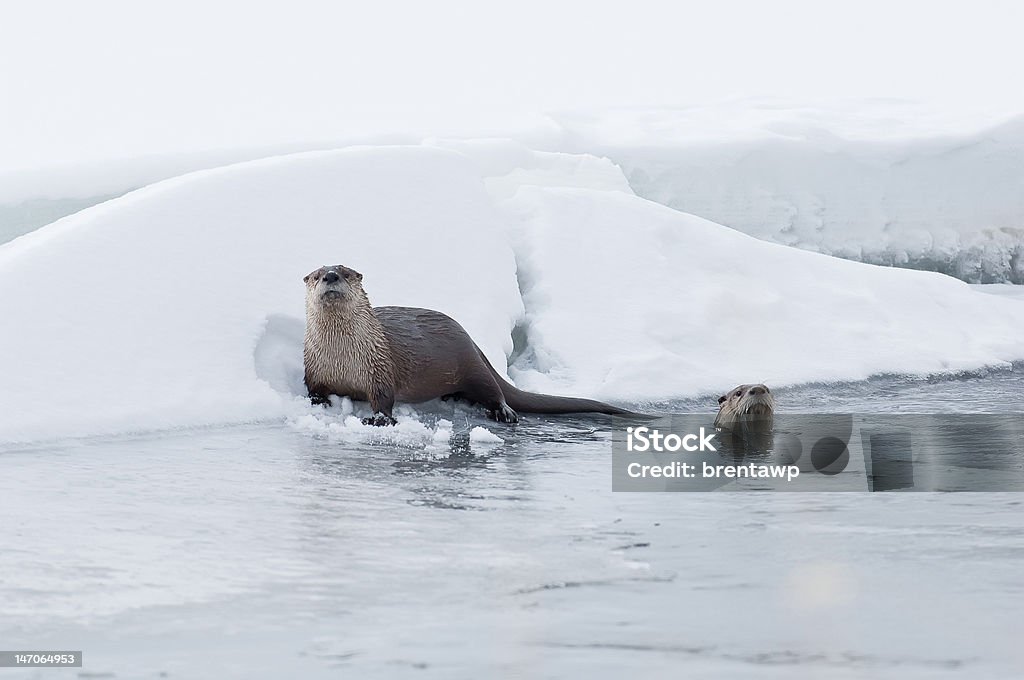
[487,404,519,424]
[440,391,515,421]
[458,370,519,424]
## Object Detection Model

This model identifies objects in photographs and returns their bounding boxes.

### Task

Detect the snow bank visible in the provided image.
[497,185,1024,401]
[426,137,633,200]
[0,149,287,246]
[552,105,1024,283]
[973,283,1024,301]
[0,147,521,443]
[9,103,1024,284]
[2,140,1023,444]
[0,138,428,246]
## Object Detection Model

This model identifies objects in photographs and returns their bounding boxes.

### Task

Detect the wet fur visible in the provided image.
[714,383,775,432]
[303,265,633,424]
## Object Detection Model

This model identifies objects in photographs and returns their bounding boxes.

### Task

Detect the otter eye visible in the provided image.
[735,391,742,397]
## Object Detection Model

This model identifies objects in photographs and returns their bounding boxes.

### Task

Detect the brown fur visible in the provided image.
[714,383,775,432]
[302,265,634,425]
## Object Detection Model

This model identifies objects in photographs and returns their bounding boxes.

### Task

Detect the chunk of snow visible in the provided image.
[468,426,504,445]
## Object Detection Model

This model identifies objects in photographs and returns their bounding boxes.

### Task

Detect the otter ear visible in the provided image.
[717,394,727,404]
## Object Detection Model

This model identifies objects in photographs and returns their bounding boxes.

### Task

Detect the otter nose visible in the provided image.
[323,271,340,284]
[750,386,766,395]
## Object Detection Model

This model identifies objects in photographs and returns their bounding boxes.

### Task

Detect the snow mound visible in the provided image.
[0,147,521,443]
[7,103,1024,282]
[501,185,1024,401]
[0,146,335,246]
[973,283,1024,301]
[554,106,1024,283]
[2,140,1023,444]
[426,137,633,200]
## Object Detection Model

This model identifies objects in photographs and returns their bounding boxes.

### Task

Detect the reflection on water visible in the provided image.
[1,367,1023,678]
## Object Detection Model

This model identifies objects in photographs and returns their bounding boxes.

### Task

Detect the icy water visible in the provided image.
[2,369,1023,679]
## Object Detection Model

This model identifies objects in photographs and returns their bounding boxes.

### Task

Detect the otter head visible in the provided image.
[718,383,775,416]
[303,264,367,313]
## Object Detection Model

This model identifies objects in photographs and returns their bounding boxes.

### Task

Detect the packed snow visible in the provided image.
[1,142,1023,443]
[499,185,1024,401]
[974,283,1024,301]
[7,103,1024,286]
[552,104,1024,283]
[0,136,425,245]
[0,147,521,442]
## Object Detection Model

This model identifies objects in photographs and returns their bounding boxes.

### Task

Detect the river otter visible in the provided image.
[302,264,633,425]
[714,383,775,432]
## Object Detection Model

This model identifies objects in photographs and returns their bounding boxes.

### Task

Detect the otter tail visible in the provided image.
[501,381,635,415]
[479,348,637,416]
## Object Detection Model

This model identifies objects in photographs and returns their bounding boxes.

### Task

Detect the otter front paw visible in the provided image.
[362,413,398,427]
[487,404,519,424]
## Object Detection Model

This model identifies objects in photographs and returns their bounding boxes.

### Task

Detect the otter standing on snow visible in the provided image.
[302,264,633,425]
[714,383,775,432]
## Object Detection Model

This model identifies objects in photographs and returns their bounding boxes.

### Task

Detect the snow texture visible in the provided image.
[552,105,1024,283]
[0,147,520,442]
[2,141,1023,443]
[5,103,1024,282]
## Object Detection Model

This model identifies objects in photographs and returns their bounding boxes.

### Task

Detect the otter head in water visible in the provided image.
[714,383,775,431]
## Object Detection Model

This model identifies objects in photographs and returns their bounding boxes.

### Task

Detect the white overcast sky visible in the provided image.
[3,0,1024,170]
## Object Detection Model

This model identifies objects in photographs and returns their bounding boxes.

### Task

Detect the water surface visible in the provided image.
[1,368,1022,678]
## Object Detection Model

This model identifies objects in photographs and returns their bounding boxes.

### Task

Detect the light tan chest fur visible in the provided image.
[302,304,397,401]
[304,333,377,399]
